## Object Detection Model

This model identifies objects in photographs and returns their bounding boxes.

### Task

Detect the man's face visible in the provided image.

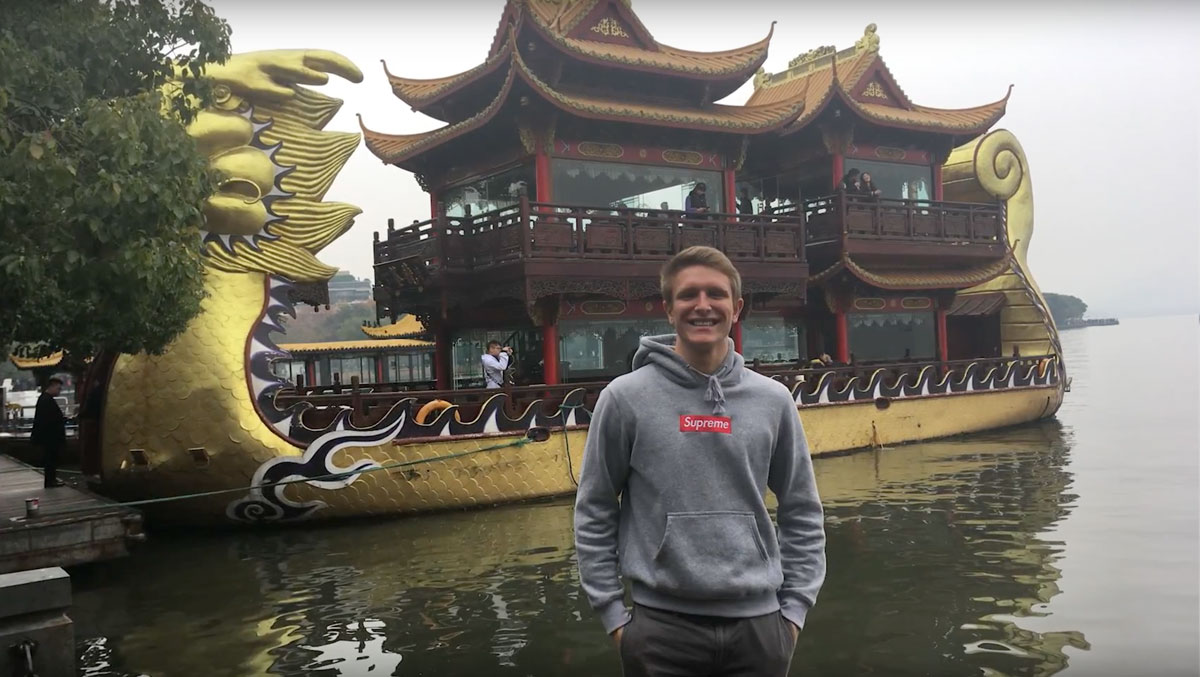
[487,345,501,357]
[45,382,62,396]
[666,265,744,352]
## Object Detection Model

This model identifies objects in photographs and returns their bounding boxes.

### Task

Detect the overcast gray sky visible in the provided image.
[208,0,1200,319]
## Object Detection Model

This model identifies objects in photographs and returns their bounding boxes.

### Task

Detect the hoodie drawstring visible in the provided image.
[704,373,727,416]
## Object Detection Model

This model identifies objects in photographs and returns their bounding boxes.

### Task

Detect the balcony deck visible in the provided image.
[376,199,806,271]
[374,199,809,311]
[801,193,1007,264]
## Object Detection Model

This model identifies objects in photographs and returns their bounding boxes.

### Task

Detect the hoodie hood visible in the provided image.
[631,334,745,415]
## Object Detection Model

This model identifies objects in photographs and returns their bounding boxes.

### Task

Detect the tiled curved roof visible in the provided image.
[359,62,519,166]
[481,0,771,82]
[842,255,1012,290]
[525,18,774,79]
[383,39,514,111]
[748,31,1008,135]
[8,351,63,370]
[513,49,804,132]
[280,338,433,355]
[361,51,807,166]
[361,314,428,339]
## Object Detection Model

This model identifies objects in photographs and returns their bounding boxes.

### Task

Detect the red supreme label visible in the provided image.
[679,415,732,434]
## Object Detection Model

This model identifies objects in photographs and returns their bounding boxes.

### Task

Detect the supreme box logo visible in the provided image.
[679,415,732,434]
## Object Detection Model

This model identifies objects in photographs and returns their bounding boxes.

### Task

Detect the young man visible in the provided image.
[481,340,513,389]
[30,377,67,488]
[574,246,826,676]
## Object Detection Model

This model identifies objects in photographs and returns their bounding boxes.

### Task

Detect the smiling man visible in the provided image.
[574,246,827,676]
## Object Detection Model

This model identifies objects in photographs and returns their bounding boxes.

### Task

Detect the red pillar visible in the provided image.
[434,326,450,390]
[834,310,849,364]
[305,360,316,388]
[832,153,844,189]
[429,190,439,219]
[535,147,552,202]
[375,355,384,383]
[932,163,944,201]
[936,309,949,363]
[723,168,736,215]
[731,319,743,354]
[542,322,559,385]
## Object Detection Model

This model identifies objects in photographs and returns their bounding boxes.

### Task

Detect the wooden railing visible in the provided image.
[803,194,1004,244]
[277,381,610,431]
[276,355,1053,430]
[754,354,1051,396]
[375,198,806,272]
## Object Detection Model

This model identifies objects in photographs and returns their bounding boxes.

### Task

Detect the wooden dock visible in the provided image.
[0,455,142,574]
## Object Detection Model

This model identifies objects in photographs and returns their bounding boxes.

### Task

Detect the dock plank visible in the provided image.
[0,456,142,573]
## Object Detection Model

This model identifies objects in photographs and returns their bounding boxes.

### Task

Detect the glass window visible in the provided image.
[443,164,535,217]
[271,359,307,383]
[847,312,936,362]
[557,318,673,381]
[450,328,541,388]
[846,160,933,201]
[740,164,830,214]
[328,356,376,385]
[552,159,723,212]
[741,316,802,363]
[386,352,434,383]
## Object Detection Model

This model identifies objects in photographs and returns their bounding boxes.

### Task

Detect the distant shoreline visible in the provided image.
[1060,317,1120,330]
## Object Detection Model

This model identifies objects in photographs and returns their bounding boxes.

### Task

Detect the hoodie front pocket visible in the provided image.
[652,511,775,600]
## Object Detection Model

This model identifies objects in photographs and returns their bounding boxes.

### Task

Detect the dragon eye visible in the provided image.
[219,178,263,204]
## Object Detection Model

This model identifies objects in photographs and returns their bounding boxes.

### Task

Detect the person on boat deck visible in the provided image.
[737,187,756,215]
[574,245,827,677]
[859,171,883,198]
[481,341,512,389]
[809,353,834,369]
[684,182,710,216]
[31,377,67,488]
[839,168,862,193]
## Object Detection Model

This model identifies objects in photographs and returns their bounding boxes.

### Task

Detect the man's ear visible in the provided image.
[734,297,745,322]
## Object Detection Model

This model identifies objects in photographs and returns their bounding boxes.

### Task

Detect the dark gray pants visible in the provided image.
[619,604,796,677]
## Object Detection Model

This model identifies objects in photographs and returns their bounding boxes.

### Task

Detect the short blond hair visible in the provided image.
[660,246,742,305]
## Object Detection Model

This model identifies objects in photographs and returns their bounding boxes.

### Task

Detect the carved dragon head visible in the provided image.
[184,50,364,282]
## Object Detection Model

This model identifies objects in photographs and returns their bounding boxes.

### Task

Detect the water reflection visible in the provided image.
[73,420,1081,676]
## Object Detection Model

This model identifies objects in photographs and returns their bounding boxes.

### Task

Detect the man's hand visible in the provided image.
[611,626,624,647]
[786,619,799,642]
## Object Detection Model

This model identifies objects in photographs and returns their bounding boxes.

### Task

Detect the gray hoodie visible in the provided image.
[573,335,826,634]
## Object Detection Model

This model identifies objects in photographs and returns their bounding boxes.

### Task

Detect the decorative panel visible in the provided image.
[725,229,757,257]
[764,231,796,258]
[680,227,717,249]
[634,226,671,254]
[585,223,624,251]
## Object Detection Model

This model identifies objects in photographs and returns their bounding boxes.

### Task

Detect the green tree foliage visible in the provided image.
[1044,293,1088,325]
[0,0,231,362]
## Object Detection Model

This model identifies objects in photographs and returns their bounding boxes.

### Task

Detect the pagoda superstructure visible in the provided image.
[364,1,1017,390]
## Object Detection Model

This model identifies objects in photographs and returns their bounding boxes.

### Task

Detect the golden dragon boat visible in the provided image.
[81,3,1064,526]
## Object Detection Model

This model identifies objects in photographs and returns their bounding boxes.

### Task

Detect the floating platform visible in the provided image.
[0,456,142,574]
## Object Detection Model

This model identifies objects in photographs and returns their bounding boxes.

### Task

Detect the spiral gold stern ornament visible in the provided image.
[944,129,1067,390]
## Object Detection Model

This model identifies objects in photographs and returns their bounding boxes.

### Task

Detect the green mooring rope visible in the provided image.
[38,436,534,518]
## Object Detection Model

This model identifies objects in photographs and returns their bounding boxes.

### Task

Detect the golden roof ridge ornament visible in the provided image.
[788,45,835,69]
[753,66,769,90]
[855,23,880,53]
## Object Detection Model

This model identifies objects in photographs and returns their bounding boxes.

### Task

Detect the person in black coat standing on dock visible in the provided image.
[30,377,66,488]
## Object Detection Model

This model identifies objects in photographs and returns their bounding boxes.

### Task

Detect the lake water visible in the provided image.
[73,315,1199,676]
